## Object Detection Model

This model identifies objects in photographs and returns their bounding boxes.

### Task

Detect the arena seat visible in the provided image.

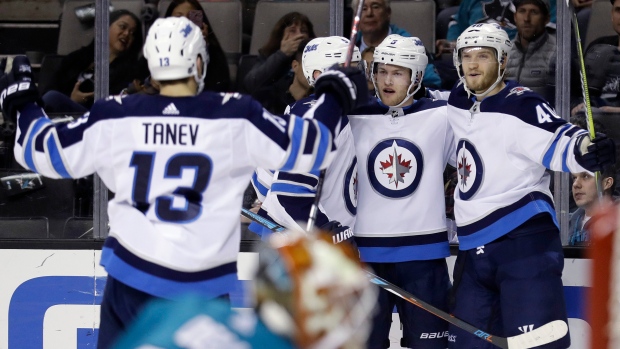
[0,1,62,21]
[584,0,615,50]
[57,0,144,55]
[250,0,330,55]
[390,0,436,54]
[0,217,49,239]
[63,217,94,239]
[158,0,243,86]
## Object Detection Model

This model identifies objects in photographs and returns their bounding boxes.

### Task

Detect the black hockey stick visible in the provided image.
[240,208,569,349]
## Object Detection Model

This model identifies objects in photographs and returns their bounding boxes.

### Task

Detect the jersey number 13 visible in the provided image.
[130,152,212,223]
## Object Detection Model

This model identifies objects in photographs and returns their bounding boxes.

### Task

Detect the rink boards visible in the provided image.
[0,249,591,348]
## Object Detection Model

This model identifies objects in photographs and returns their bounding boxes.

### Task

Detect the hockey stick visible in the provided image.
[306,0,365,232]
[240,208,569,349]
[571,8,603,197]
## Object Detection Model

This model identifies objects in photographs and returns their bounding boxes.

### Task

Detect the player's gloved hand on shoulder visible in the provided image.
[320,220,358,253]
[0,55,41,123]
[314,65,369,115]
[574,132,616,172]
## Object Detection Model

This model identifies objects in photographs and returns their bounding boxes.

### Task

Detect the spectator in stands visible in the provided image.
[435,0,557,57]
[165,0,230,92]
[570,0,620,114]
[352,0,443,89]
[262,37,312,115]
[242,12,315,114]
[569,166,616,246]
[42,9,144,113]
[505,0,555,102]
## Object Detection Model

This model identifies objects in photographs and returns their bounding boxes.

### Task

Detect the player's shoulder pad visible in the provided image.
[289,95,317,117]
[485,82,566,132]
[412,97,448,111]
[447,80,471,109]
[87,94,132,123]
[349,98,388,116]
[210,91,263,118]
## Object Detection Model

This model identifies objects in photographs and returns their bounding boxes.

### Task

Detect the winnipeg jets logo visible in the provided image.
[458,154,472,187]
[380,143,412,188]
[506,86,531,97]
[367,138,423,198]
[456,139,484,200]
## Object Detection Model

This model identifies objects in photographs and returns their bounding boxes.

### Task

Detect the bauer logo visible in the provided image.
[420,331,449,339]
[8,276,106,349]
[367,138,423,199]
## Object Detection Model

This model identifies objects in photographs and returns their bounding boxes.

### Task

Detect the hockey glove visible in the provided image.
[314,65,369,115]
[574,133,616,172]
[0,55,41,123]
[320,220,359,252]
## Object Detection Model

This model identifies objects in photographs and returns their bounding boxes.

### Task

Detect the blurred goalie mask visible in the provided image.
[143,17,209,94]
[254,232,377,349]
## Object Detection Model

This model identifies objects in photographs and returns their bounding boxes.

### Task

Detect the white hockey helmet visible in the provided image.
[143,17,209,94]
[372,34,428,107]
[453,23,512,97]
[254,231,377,349]
[302,36,361,87]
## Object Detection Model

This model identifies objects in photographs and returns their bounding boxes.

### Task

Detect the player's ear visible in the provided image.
[603,176,614,191]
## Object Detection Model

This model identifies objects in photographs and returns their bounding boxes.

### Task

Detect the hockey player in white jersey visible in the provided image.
[446,23,615,349]
[259,36,360,246]
[348,34,456,348]
[0,17,369,349]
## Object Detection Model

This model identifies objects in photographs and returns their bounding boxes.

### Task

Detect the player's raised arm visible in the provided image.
[0,56,98,179]
[243,66,368,174]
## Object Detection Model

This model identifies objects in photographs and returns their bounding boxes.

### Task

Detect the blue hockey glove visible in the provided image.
[0,55,41,123]
[320,220,359,253]
[314,65,369,115]
[574,133,616,172]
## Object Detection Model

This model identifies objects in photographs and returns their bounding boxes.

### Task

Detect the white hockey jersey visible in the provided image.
[13,91,342,299]
[349,98,456,263]
[261,95,357,232]
[447,81,588,250]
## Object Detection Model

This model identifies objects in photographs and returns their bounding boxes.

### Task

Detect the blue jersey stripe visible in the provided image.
[358,241,450,262]
[542,124,570,169]
[101,246,236,299]
[458,199,558,250]
[46,134,72,178]
[281,118,304,171]
[251,172,269,197]
[271,182,314,195]
[458,192,555,236]
[355,231,448,247]
[103,237,236,281]
[24,118,53,172]
[312,120,330,171]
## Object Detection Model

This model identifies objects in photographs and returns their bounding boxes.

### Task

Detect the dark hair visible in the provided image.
[294,38,311,63]
[164,0,224,52]
[110,9,144,61]
[259,12,316,57]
